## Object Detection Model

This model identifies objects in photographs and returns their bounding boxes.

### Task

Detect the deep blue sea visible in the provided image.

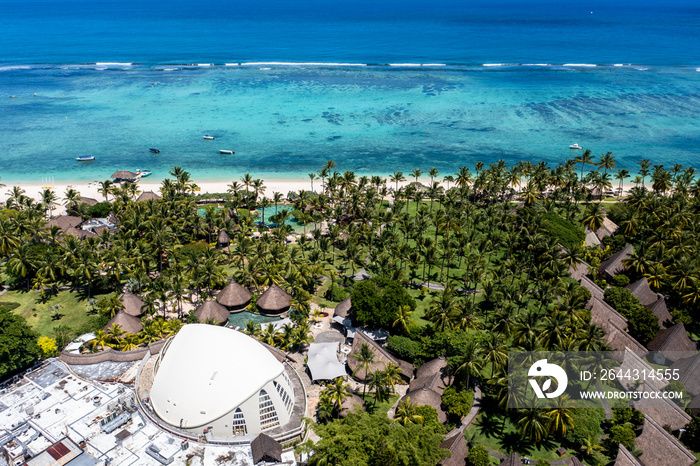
[1,0,699,184]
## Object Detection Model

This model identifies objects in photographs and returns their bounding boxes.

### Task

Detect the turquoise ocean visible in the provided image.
[1,0,699,184]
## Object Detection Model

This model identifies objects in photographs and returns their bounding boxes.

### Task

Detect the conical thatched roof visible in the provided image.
[340,393,365,417]
[136,191,160,202]
[217,230,230,246]
[194,300,229,324]
[104,311,143,334]
[216,280,251,311]
[121,291,144,317]
[257,284,292,314]
[334,296,351,318]
[500,453,524,466]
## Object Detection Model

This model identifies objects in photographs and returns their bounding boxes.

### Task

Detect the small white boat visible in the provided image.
[203,135,215,140]
[136,169,152,177]
[76,155,95,161]
[569,143,583,150]
[219,149,235,154]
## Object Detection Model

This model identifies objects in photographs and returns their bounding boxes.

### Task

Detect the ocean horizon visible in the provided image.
[1,0,699,184]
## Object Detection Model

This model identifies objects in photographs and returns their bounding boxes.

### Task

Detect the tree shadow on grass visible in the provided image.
[474,411,507,439]
[498,432,533,454]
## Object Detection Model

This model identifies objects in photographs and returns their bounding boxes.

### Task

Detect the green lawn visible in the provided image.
[466,411,573,463]
[0,289,113,338]
[359,393,400,417]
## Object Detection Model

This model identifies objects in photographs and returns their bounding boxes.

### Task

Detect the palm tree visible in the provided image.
[598,151,616,175]
[581,202,605,231]
[545,395,575,437]
[638,158,651,188]
[390,171,405,193]
[326,377,351,415]
[392,304,415,334]
[516,409,550,442]
[350,342,375,397]
[308,173,317,192]
[98,180,113,202]
[614,169,629,197]
[41,188,58,219]
[575,149,595,180]
[393,397,424,426]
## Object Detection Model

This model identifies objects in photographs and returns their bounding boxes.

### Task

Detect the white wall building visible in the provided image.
[149,324,295,437]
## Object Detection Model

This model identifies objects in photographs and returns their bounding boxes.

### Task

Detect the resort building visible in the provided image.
[144,324,301,438]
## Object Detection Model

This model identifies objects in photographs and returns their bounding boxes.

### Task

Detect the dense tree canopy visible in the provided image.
[0,306,41,380]
[304,410,449,466]
[351,277,415,330]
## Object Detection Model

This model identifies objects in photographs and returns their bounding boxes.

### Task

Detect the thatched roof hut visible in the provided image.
[120,291,144,317]
[48,215,82,233]
[78,196,99,206]
[581,276,605,302]
[568,261,590,281]
[250,433,282,464]
[601,319,647,354]
[584,229,602,247]
[257,284,292,315]
[334,296,352,318]
[647,323,697,359]
[216,280,251,312]
[500,453,524,466]
[340,393,365,417]
[352,268,372,281]
[634,394,691,432]
[618,350,663,392]
[347,330,414,382]
[136,190,160,202]
[111,170,138,182]
[64,226,94,240]
[626,277,660,307]
[104,311,143,334]
[671,354,700,396]
[439,431,468,466]
[588,297,628,331]
[400,358,449,423]
[650,297,673,328]
[636,416,696,466]
[217,230,230,247]
[614,446,642,466]
[598,244,634,279]
[194,300,229,324]
[595,217,619,241]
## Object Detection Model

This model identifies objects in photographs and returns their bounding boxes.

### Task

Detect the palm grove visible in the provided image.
[1,154,700,463]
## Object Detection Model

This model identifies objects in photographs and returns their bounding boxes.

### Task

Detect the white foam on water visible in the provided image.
[0,65,31,71]
[563,63,597,67]
[225,63,240,66]
[483,63,504,67]
[421,63,446,66]
[523,64,551,67]
[95,62,133,66]
[197,63,212,66]
[389,63,422,67]
[240,61,366,66]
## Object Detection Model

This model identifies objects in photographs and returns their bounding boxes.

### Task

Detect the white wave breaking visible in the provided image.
[563,63,597,67]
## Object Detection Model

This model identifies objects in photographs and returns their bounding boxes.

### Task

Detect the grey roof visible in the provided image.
[256,284,292,314]
[48,215,82,232]
[307,342,347,381]
[568,261,590,281]
[647,323,696,355]
[216,280,251,310]
[633,392,691,432]
[580,276,605,302]
[402,357,449,423]
[217,230,230,245]
[439,431,468,466]
[194,300,229,324]
[78,196,99,206]
[250,433,282,464]
[595,217,619,241]
[636,416,696,466]
[120,291,144,317]
[598,244,634,278]
[65,226,95,239]
[352,267,372,281]
[334,296,352,318]
[585,229,602,247]
[649,297,673,328]
[601,319,647,354]
[136,190,160,202]
[104,311,143,334]
[614,445,642,466]
[588,297,628,331]
[618,350,665,392]
[671,355,700,396]
[626,277,659,307]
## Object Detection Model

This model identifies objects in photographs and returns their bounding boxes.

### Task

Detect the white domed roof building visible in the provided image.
[147,324,297,438]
